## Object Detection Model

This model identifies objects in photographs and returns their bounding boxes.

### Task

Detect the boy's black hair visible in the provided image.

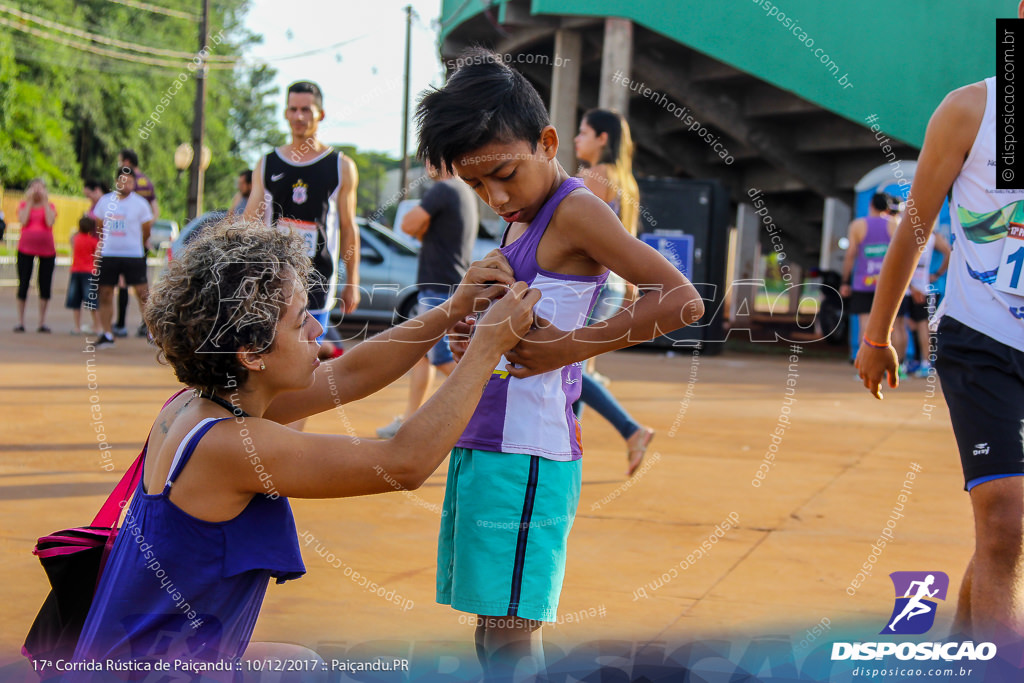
[240,169,253,184]
[870,192,890,212]
[287,80,323,109]
[119,148,139,167]
[84,178,109,194]
[416,47,550,173]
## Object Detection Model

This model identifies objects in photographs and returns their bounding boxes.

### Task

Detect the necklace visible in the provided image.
[196,390,250,418]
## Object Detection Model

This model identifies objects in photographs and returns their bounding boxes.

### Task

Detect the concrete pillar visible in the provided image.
[730,202,762,324]
[821,197,852,273]
[549,29,582,173]
[598,18,632,117]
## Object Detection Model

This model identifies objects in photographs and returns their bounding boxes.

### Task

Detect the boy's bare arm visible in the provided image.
[505,192,704,377]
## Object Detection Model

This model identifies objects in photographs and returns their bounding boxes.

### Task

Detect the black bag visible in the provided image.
[23,445,146,665]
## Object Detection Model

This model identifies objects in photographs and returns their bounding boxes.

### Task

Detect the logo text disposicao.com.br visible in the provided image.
[831,641,996,662]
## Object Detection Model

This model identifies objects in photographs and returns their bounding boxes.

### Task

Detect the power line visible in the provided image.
[0,3,235,62]
[13,46,168,77]
[263,34,367,62]
[9,36,211,76]
[0,18,236,69]
[106,0,198,22]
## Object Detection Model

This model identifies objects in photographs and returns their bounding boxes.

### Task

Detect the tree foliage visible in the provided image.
[0,0,281,224]
[335,145,403,219]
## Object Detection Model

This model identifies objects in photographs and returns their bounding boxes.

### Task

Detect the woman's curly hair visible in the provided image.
[145,220,311,394]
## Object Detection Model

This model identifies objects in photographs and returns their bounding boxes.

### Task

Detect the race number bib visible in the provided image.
[993,223,1024,297]
[106,216,127,238]
[860,243,888,288]
[277,218,318,258]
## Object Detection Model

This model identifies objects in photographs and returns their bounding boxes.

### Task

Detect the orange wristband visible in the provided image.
[862,336,890,349]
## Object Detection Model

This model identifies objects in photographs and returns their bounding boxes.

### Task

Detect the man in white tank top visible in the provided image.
[857,1,1024,644]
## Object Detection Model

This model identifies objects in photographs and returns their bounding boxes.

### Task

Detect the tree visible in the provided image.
[335,145,402,218]
[0,0,283,224]
[230,62,286,164]
[0,31,80,188]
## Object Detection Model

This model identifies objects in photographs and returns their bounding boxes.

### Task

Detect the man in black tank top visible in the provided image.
[244,80,360,330]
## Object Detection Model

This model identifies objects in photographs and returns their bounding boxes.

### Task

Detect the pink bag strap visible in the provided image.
[90,388,191,529]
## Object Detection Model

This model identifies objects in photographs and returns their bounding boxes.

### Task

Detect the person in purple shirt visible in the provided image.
[841,193,907,368]
[68,221,537,675]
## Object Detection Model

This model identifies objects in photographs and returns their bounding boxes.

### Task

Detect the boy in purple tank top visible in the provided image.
[416,48,705,679]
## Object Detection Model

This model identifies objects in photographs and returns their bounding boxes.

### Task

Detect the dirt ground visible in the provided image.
[0,272,980,680]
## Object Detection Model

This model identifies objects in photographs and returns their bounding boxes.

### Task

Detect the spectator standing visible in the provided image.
[573,108,655,475]
[66,215,101,334]
[83,179,109,219]
[229,169,253,216]
[14,178,57,333]
[377,164,478,438]
[93,167,153,349]
[115,149,158,337]
[841,193,907,373]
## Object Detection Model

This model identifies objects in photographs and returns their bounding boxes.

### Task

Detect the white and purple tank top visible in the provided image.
[456,177,608,461]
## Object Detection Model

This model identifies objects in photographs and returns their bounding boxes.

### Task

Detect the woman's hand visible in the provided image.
[449,250,515,320]
[468,282,540,360]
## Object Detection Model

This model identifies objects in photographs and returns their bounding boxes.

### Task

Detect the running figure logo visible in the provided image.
[881,571,949,635]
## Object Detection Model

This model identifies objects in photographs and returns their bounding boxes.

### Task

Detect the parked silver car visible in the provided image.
[334,220,422,324]
[170,213,418,324]
[147,219,179,253]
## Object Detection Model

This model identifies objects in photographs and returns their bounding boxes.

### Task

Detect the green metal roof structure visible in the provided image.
[437,0,1011,263]
[443,0,1006,148]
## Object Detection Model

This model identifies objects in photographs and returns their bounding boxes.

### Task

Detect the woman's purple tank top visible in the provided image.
[71,416,305,674]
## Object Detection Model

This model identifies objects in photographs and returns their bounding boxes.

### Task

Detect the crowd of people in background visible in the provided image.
[6,150,259,344]
[841,191,952,378]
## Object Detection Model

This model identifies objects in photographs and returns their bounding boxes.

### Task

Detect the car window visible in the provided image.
[359,236,383,262]
[182,211,228,246]
[364,223,418,257]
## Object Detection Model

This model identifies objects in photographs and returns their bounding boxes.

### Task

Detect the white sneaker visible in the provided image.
[376,416,404,439]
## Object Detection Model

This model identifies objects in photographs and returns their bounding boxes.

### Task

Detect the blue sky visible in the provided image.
[242,0,445,160]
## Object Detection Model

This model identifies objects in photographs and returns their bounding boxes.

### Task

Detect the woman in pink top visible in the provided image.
[15,178,57,333]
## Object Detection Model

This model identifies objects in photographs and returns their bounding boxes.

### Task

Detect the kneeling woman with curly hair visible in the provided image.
[69,221,537,673]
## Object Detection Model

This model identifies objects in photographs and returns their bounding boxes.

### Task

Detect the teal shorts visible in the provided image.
[436,448,582,622]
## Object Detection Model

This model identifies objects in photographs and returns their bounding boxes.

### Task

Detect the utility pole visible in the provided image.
[400,4,413,195]
[186,0,210,220]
